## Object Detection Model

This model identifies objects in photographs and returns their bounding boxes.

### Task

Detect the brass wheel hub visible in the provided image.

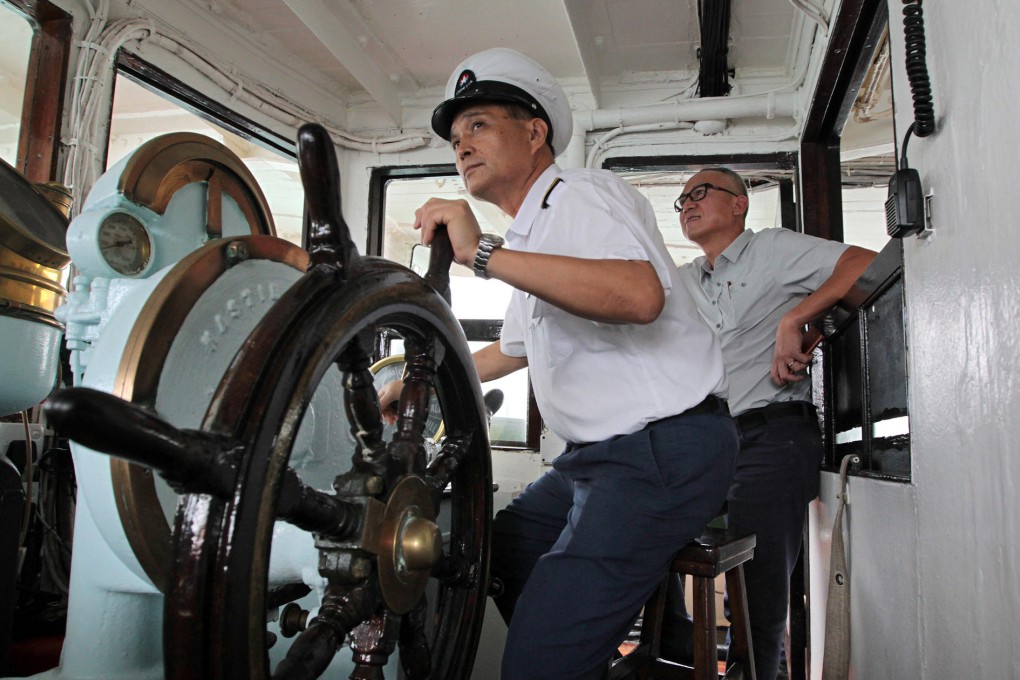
[377,476,441,614]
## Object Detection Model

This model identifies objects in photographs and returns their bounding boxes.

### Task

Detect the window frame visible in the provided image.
[115,52,297,159]
[799,0,909,482]
[6,0,72,183]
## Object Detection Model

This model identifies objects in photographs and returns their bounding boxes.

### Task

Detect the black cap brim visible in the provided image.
[431,80,552,142]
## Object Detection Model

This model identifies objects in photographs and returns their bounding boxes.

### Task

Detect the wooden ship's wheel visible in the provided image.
[46,123,492,679]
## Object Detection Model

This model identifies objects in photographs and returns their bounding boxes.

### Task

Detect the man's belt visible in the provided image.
[644,394,730,430]
[735,400,817,432]
[565,395,730,451]
[683,394,730,418]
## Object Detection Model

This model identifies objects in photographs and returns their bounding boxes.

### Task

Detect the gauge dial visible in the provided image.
[98,211,152,275]
[371,355,445,441]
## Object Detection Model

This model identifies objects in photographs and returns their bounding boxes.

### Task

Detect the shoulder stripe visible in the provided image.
[541,177,564,209]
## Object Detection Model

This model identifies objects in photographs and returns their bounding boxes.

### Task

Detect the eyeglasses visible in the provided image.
[673,183,742,212]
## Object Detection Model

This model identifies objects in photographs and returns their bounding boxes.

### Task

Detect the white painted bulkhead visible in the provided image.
[810,3,1020,679]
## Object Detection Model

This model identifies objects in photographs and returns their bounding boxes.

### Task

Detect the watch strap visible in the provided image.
[473,234,504,279]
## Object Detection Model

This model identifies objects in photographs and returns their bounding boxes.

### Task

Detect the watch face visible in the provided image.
[98,211,151,275]
[371,356,445,441]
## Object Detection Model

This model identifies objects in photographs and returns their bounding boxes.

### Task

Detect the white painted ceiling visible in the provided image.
[2,0,895,161]
[152,0,889,160]
[175,0,810,116]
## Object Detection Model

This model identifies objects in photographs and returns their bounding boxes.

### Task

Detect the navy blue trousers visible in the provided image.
[490,409,738,680]
[726,409,822,680]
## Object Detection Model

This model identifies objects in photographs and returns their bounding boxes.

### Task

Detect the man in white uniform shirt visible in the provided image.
[674,167,876,680]
[402,48,739,679]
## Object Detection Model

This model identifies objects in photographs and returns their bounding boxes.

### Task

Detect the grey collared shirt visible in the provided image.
[678,228,848,415]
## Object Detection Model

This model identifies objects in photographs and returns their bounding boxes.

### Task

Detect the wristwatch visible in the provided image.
[472,233,504,279]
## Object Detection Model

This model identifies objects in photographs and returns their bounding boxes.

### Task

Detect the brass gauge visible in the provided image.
[371,354,445,441]
[98,211,151,275]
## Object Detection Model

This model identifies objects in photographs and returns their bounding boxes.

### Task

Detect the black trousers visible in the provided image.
[663,404,821,680]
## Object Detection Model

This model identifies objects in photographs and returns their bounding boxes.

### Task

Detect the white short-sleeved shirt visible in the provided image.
[678,228,849,415]
[499,165,726,443]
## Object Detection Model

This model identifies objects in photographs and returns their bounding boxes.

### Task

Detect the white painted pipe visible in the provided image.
[586,121,696,168]
[575,90,800,133]
[789,0,829,34]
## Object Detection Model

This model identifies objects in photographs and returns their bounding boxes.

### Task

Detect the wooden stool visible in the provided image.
[608,527,757,680]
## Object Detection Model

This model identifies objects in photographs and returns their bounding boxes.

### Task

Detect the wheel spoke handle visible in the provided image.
[277,467,363,538]
[423,226,454,305]
[272,581,378,680]
[45,387,240,498]
[390,342,439,473]
[425,433,474,493]
[266,583,313,610]
[337,339,388,470]
[47,386,363,539]
[297,123,360,274]
[350,611,400,678]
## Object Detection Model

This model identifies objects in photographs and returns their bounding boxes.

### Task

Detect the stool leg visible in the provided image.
[606,578,668,680]
[724,565,756,680]
[691,575,717,680]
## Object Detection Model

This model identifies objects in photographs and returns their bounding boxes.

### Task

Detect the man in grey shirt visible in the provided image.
[673,167,875,680]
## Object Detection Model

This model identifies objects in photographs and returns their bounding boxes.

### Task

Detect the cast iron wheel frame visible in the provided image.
[45,123,493,680]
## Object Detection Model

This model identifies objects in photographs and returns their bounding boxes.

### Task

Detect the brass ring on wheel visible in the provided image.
[110,235,308,592]
[116,132,275,238]
[370,353,446,441]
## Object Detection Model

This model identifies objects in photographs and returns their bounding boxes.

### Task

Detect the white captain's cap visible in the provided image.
[431,47,573,158]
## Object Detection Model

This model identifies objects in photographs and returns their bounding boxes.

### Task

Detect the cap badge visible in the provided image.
[455,69,476,96]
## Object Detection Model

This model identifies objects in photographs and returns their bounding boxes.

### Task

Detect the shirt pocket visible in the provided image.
[723,279,775,330]
[528,297,576,367]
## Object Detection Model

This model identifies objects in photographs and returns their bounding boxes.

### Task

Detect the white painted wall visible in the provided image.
[808,3,1020,679]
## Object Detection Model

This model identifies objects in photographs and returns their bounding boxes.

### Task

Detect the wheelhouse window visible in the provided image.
[612,163,890,266]
[618,168,795,266]
[814,8,910,481]
[0,7,33,166]
[374,169,533,448]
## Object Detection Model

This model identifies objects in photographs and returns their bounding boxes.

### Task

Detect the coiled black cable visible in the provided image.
[902,0,935,138]
[697,0,731,97]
